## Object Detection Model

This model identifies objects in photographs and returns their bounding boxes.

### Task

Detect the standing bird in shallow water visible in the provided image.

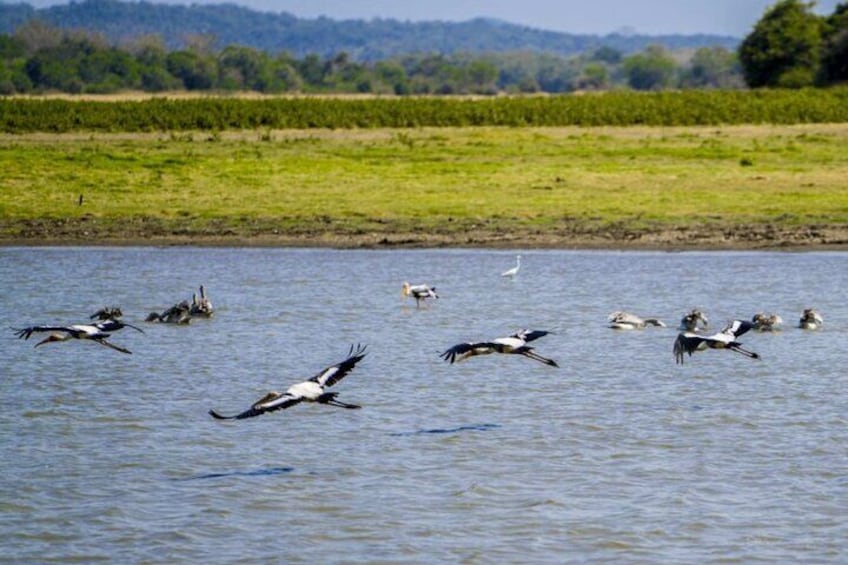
[89,306,124,321]
[607,311,666,330]
[402,282,439,308]
[13,323,136,354]
[190,285,214,317]
[440,329,558,367]
[146,301,192,324]
[798,308,823,330]
[679,308,709,332]
[752,312,783,331]
[673,319,760,364]
[209,345,367,420]
[501,255,521,277]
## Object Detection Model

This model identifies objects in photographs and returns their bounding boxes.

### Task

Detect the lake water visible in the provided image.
[1,247,846,563]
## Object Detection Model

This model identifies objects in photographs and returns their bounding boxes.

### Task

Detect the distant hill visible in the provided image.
[0,0,740,60]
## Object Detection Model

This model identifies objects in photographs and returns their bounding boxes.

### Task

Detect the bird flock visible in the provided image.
[11,257,826,421]
[13,285,213,355]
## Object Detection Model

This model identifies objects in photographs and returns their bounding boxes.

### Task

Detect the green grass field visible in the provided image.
[2,124,847,246]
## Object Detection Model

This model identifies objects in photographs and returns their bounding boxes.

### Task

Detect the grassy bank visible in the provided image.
[2,125,847,248]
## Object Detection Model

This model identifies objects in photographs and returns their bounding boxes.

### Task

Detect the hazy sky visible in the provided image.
[25,0,843,36]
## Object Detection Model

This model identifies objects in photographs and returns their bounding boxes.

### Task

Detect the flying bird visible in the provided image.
[607,311,666,330]
[12,324,135,354]
[209,344,368,420]
[402,282,439,308]
[440,329,558,367]
[679,308,709,331]
[798,308,823,330]
[501,255,521,277]
[673,319,760,364]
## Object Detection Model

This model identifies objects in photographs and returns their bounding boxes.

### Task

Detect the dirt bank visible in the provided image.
[3,218,847,250]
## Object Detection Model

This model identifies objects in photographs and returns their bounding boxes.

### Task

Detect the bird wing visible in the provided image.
[94,320,145,334]
[511,329,550,343]
[410,284,436,296]
[309,344,368,387]
[13,325,74,340]
[721,319,753,338]
[209,391,303,420]
[439,342,494,363]
[673,332,706,364]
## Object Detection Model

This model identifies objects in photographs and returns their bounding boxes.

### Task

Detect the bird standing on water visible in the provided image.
[679,309,709,332]
[89,306,124,321]
[752,312,783,331]
[501,255,521,277]
[607,311,666,330]
[190,285,214,317]
[209,344,368,420]
[440,329,558,367]
[402,282,439,308]
[798,308,823,330]
[673,319,760,364]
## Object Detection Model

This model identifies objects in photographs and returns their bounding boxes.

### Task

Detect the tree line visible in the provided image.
[0,0,845,96]
[0,0,738,60]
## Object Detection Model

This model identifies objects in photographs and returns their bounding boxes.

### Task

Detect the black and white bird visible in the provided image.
[673,319,760,364]
[190,285,214,317]
[608,311,666,330]
[13,323,136,354]
[679,308,709,331]
[798,308,823,330]
[440,329,558,367]
[752,312,783,331]
[209,345,367,420]
[501,255,521,277]
[402,282,438,308]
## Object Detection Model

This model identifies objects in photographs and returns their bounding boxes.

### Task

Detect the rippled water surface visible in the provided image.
[1,247,847,563]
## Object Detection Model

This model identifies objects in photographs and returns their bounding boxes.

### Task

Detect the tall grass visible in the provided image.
[2,89,848,133]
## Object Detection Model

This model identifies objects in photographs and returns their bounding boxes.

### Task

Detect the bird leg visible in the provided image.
[326,399,361,409]
[318,392,361,409]
[520,349,559,367]
[729,344,760,360]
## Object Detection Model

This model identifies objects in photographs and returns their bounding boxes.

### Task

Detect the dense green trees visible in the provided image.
[2,1,846,96]
[819,3,848,84]
[738,0,823,87]
[738,0,848,87]
[0,21,746,96]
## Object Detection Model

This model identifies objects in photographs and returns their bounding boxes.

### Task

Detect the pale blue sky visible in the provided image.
[25,0,843,36]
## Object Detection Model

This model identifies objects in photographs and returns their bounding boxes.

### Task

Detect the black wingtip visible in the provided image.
[209,409,235,420]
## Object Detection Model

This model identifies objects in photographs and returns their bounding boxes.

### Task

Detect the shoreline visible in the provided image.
[3,224,847,251]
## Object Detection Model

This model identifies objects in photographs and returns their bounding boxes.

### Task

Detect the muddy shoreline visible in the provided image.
[3,219,847,251]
